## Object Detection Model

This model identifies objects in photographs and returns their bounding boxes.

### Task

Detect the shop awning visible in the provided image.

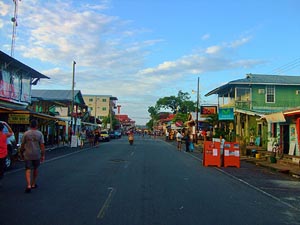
[263,112,286,123]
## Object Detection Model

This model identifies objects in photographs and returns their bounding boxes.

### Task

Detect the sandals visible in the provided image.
[24,184,38,193]
[31,184,38,189]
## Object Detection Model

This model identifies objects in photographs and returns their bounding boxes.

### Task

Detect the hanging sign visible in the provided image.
[218,108,234,121]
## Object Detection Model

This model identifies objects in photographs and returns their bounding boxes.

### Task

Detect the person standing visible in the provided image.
[176,130,183,151]
[184,131,190,152]
[79,128,86,148]
[20,119,45,193]
[165,130,169,141]
[0,122,13,186]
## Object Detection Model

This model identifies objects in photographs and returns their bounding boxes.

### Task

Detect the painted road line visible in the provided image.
[97,187,116,219]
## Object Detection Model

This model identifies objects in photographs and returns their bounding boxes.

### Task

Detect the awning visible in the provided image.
[263,112,286,123]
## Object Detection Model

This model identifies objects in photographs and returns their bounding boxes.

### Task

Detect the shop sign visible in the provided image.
[200,106,217,115]
[8,114,30,124]
[218,108,234,121]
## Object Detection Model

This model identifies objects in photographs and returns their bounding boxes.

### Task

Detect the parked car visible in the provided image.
[100,130,110,142]
[0,121,18,169]
[108,131,116,139]
[114,130,122,138]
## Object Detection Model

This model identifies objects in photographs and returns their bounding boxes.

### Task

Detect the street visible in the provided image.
[1,135,300,225]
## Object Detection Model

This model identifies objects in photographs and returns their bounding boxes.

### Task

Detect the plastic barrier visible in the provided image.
[203,141,221,167]
[223,142,240,168]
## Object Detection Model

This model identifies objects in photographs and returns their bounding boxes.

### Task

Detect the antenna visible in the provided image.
[11,0,21,57]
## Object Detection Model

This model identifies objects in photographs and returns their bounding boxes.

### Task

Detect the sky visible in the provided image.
[1,0,300,125]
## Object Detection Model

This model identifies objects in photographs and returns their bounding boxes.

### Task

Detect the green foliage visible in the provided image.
[147,90,198,128]
[172,113,188,123]
[101,113,119,130]
[155,90,196,114]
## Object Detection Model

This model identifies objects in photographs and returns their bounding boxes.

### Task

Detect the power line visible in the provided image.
[270,58,300,75]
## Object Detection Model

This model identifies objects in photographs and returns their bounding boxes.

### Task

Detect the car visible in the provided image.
[114,130,122,138]
[0,121,18,169]
[108,131,116,139]
[100,130,110,142]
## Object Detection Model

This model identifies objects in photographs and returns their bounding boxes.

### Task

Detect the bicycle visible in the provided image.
[272,142,284,159]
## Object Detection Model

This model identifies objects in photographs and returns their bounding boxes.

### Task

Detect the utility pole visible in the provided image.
[196,77,200,136]
[71,61,76,134]
[11,0,20,57]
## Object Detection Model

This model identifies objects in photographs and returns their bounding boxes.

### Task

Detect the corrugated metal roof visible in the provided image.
[205,74,300,96]
[0,51,50,79]
[232,74,300,85]
[31,89,85,105]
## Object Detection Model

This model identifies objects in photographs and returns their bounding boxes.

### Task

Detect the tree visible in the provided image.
[156,90,195,114]
[102,113,119,130]
[146,90,198,129]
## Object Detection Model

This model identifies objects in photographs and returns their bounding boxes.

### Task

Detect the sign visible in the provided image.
[71,135,78,148]
[8,114,30,124]
[200,106,217,115]
[218,108,234,121]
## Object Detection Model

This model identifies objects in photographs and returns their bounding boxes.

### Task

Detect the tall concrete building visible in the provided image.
[82,95,118,123]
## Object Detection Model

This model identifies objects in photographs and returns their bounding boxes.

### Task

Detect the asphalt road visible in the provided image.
[1,135,300,225]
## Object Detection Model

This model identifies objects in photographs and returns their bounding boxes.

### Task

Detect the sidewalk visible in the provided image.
[242,156,300,179]
[192,141,300,180]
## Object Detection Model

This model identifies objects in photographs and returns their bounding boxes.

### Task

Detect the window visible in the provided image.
[102,107,107,111]
[266,85,275,103]
[89,98,93,102]
[236,87,250,101]
[102,98,107,102]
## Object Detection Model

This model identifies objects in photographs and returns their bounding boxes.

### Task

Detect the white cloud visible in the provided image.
[201,33,210,40]
[229,37,251,48]
[1,1,263,125]
[0,2,9,16]
[205,45,221,54]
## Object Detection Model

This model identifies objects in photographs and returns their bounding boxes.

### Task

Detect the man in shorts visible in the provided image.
[20,119,45,193]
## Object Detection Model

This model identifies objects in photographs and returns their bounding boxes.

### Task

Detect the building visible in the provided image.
[30,89,88,144]
[83,95,118,129]
[0,51,50,142]
[205,74,300,153]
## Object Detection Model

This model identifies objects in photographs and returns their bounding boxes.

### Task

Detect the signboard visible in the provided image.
[8,114,30,124]
[218,108,234,121]
[200,106,217,115]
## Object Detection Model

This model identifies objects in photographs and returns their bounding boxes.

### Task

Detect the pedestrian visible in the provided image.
[20,119,45,193]
[79,128,86,148]
[0,122,13,187]
[184,131,190,152]
[165,130,169,141]
[94,128,100,146]
[176,130,183,151]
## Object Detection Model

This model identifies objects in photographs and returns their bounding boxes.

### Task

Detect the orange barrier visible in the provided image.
[223,142,240,168]
[203,141,221,167]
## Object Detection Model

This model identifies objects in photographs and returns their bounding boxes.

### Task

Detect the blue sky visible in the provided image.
[1,0,300,125]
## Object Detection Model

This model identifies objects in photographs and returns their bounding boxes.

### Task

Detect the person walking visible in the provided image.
[20,119,45,193]
[0,122,13,187]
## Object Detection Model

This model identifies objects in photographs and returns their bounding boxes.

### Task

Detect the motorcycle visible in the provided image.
[128,134,134,145]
